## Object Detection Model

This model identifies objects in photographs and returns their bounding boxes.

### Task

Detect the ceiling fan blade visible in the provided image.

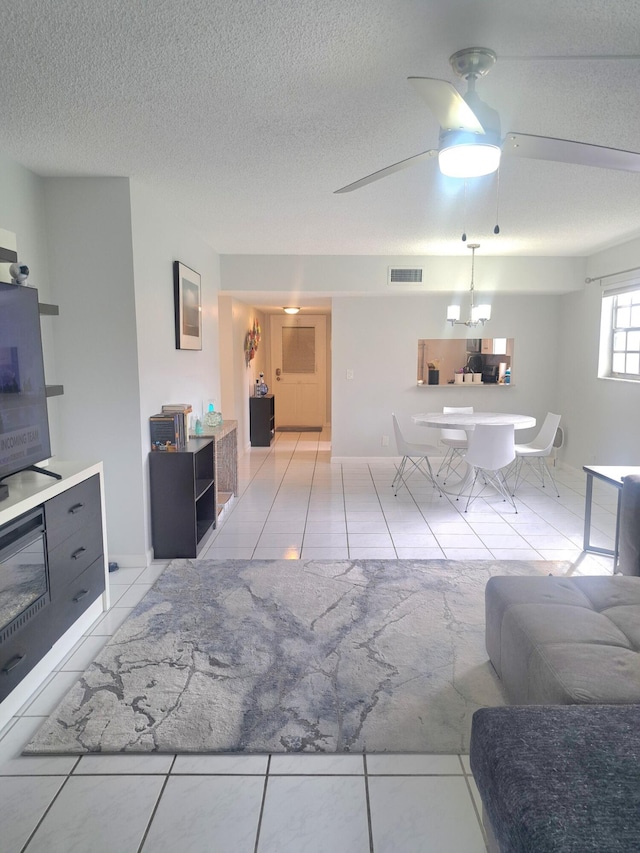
[408,78,485,133]
[503,132,640,172]
[334,149,437,193]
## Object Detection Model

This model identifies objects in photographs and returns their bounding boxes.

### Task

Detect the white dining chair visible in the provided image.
[510,412,562,497]
[391,413,442,497]
[464,423,517,512]
[437,406,473,483]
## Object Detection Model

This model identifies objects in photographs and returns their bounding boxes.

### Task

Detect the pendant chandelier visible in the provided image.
[447,243,491,327]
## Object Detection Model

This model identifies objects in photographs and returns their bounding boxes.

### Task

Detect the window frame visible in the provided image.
[599,281,640,383]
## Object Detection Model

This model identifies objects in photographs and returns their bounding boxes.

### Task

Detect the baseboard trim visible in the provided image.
[107,552,153,569]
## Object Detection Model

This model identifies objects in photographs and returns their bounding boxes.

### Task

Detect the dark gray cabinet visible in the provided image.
[0,473,105,702]
[250,395,275,446]
[149,438,215,558]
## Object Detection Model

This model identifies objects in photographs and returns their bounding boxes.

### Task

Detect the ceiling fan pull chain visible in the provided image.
[494,167,501,235]
[461,180,468,241]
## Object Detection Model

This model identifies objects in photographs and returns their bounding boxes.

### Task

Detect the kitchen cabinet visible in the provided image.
[482,338,508,355]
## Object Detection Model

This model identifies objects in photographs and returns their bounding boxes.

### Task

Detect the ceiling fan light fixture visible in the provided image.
[283,306,300,314]
[438,141,502,178]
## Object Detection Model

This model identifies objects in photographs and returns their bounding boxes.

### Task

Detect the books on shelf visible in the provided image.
[162,404,192,450]
[150,413,181,451]
[150,404,193,451]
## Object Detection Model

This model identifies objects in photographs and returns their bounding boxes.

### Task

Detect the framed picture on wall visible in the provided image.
[173,261,202,350]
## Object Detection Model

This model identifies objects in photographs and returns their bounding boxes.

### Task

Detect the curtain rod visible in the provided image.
[585,264,640,284]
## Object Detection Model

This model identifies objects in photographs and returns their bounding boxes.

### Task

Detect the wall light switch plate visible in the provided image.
[346,369,354,380]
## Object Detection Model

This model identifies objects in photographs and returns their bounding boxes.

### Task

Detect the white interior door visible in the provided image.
[270,315,327,427]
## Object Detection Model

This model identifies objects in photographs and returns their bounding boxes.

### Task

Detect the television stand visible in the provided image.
[0,465,63,498]
[22,464,63,481]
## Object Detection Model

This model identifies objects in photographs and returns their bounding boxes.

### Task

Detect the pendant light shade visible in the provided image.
[447,244,492,327]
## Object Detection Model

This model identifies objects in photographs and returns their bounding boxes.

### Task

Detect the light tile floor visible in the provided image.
[0,429,616,852]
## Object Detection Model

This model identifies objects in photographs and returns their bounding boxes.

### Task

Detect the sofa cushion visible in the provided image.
[527,643,640,704]
[486,575,640,705]
[499,603,634,704]
[470,704,640,853]
[485,576,594,677]
[572,574,640,609]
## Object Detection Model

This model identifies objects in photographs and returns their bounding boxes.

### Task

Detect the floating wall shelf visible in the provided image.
[38,302,59,316]
[0,246,18,263]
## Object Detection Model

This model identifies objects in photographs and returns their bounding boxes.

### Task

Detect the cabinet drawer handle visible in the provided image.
[69,503,85,514]
[71,546,87,560]
[2,654,26,674]
[72,589,89,603]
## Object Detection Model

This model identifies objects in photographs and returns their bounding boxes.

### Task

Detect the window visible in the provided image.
[611,291,640,377]
[599,283,640,381]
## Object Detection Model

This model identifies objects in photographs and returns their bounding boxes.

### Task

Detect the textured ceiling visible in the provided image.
[1,0,640,257]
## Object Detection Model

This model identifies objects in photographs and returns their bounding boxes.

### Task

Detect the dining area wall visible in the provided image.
[556,233,640,470]
[331,290,562,459]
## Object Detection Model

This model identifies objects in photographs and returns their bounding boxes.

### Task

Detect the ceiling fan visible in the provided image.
[335,47,640,193]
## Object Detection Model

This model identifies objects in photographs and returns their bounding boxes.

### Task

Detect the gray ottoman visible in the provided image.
[470,704,640,852]
[485,575,640,704]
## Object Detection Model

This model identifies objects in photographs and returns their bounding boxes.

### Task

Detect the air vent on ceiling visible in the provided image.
[388,267,424,284]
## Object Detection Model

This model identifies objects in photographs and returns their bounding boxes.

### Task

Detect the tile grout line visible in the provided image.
[458,754,490,852]
[19,763,79,853]
[253,755,272,853]
[363,753,375,853]
[135,767,173,853]
[300,432,325,557]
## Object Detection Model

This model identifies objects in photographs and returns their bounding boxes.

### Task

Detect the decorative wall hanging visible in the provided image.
[245,319,261,364]
[173,261,202,350]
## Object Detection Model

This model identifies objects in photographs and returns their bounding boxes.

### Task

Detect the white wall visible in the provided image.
[219,296,266,452]
[221,254,586,295]
[557,236,640,468]
[129,180,221,559]
[0,153,61,454]
[3,166,224,565]
[43,177,145,563]
[331,292,562,457]
[0,153,51,298]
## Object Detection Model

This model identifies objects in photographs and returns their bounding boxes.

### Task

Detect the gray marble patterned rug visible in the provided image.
[24,558,560,756]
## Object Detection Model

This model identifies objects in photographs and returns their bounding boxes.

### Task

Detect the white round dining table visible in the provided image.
[411,411,536,497]
[412,412,536,430]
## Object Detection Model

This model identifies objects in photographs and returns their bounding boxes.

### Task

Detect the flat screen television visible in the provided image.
[0,281,52,485]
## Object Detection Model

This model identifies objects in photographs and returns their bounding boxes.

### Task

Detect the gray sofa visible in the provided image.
[484,473,640,705]
[470,474,640,851]
[474,573,640,852]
